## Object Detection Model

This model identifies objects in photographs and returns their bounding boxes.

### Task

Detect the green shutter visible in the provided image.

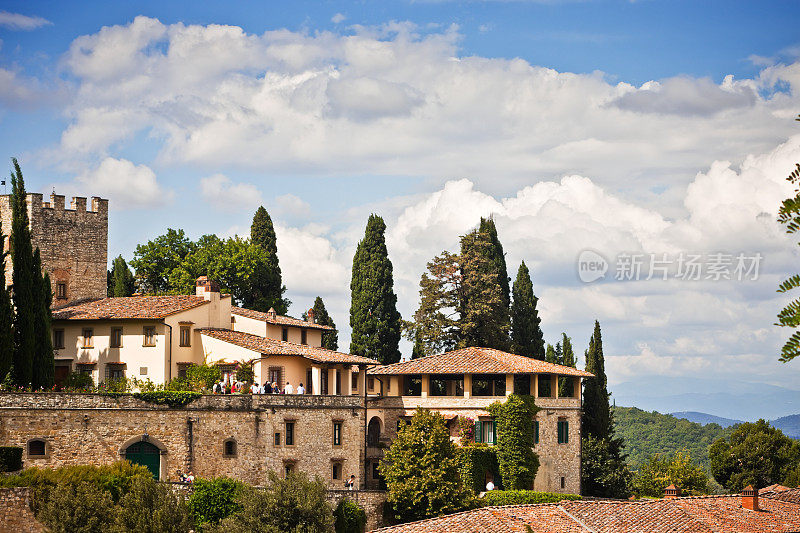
[474,421,483,443]
[563,420,568,444]
[491,421,498,444]
[557,421,563,444]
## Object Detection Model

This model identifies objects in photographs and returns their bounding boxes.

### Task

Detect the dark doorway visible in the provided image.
[54,365,70,388]
[125,441,160,478]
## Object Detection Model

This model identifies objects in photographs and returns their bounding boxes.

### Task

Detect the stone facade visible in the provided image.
[0,193,108,305]
[0,488,45,533]
[366,395,582,495]
[0,393,366,490]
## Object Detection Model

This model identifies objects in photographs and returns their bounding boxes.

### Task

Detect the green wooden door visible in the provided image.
[125,441,160,479]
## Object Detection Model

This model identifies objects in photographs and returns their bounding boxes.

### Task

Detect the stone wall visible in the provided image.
[0,192,108,305]
[366,395,582,494]
[0,488,46,533]
[327,489,387,531]
[0,393,366,489]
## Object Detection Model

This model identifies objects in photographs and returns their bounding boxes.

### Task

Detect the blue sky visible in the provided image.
[2,0,800,416]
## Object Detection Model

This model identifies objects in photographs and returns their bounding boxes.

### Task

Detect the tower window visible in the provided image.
[27,439,46,457]
[223,438,237,457]
[56,283,67,300]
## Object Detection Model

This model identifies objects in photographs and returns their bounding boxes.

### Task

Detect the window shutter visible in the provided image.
[474,421,482,443]
[557,421,563,444]
[563,421,568,444]
[491,421,498,444]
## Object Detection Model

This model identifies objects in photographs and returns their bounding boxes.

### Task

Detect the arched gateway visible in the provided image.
[123,440,161,479]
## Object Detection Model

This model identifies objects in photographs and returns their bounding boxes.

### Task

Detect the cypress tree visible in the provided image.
[110,255,136,297]
[311,296,338,351]
[583,320,612,439]
[10,158,36,387]
[510,261,545,359]
[457,228,510,350]
[478,217,510,309]
[411,330,424,359]
[249,206,288,314]
[545,343,557,364]
[349,215,401,364]
[31,249,53,390]
[558,333,576,397]
[0,220,13,381]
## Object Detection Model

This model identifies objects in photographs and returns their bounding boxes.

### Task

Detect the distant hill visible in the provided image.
[613,406,735,472]
[670,411,744,428]
[772,414,800,439]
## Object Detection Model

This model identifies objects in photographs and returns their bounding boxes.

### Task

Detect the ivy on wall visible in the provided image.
[487,394,540,490]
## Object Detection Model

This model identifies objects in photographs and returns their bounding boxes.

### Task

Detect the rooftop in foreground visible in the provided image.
[368,347,593,377]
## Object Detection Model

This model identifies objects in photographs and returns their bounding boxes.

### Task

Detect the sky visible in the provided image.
[2,0,800,417]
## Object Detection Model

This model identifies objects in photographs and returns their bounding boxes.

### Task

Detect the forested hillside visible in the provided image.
[613,406,736,471]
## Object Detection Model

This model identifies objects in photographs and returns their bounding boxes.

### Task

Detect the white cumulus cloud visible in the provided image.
[0,11,51,30]
[75,158,171,209]
[200,174,263,211]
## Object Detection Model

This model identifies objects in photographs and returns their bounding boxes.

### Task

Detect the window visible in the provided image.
[333,421,342,446]
[268,366,284,386]
[335,370,341,395]
[143,326,156,347]
[534,421,540,445]
[301,329,307,345]
[538,374,552,398]
[321,370,329,395]
[77,364,93,376]
[306,369,314,395]
[223,439,237,457]
[53,329,65,350]
[367,377,374,391]
[403,375,422,396]
[284,462,295,478]
[332,462,342,481]
[274,432,281,446]
[56,282,67,300]
[351,372,358,392]
[179,326,191,347]
[429,374,464,396]
[105,364,125,382]
[559,376,575,397]
[27,439,46,457]
[281,328,288,342]
[474,420,497,445]
[513,375,531,395]
[82,328,93,348]
[471,374,505,396]
[557,419,569,444]
[285,421,295,446]
[560,476,566,489]
[177,363,193,379]
[110,327,122,348]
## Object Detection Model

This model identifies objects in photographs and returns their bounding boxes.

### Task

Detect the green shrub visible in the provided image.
[35,481,115,533]
[0,446,23,472]
[0,462,151,504]
[487,395,540,490]
[62,371,94,391]
[208,472,334,533]
[632,451,710,497]
[112,476,191,533]
[458,443,501,494]
[187,364,221,391]
[189,477,245,529]
[133,391,202,408]
[334,497,367,533]
[480,490,581,507]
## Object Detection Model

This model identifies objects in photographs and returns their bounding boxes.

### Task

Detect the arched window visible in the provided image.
[367,417,382,447]
[223,438,237,457]
[27,439,46,457]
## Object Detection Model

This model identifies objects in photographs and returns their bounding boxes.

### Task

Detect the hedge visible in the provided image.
[334,497,367,533]
[458,443,502,494]
[133,391,202,408]
[0,446,22,472]
[480,490,582,507]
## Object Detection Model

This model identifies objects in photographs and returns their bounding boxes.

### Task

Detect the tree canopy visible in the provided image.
[349,214,402,364]
[310,296,337,351]
[631,451,709,498]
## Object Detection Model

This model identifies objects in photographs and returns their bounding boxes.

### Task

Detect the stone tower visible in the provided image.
[0,192,108,305]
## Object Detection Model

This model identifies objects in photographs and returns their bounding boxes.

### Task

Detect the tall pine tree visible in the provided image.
[583,321,612,439]
[558,333,576,397]
[350,215,401,364]
[510,262,545,359]
[457,228,510,350]
[10,158,36,387]
[0,220,13,381]
[31,249,53,390]
[409,251,461,356]
[109,255,136,297]
[478,217,510,309]
[581,320,631,497]
[249,206,289,314]
[311,296,338,351]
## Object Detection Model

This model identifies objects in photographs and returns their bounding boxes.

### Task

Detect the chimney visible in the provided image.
[664,484,681,499]
[195,276,220,301]
[742,485,759,511]
[307,308,315,324]
[267,307,277,321]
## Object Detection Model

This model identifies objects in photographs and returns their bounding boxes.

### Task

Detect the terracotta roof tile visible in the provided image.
[53,295,211,320]
[231,306,334,330]
[371,493,800,533]
[367,347,593,377]
[198,328,377,365]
